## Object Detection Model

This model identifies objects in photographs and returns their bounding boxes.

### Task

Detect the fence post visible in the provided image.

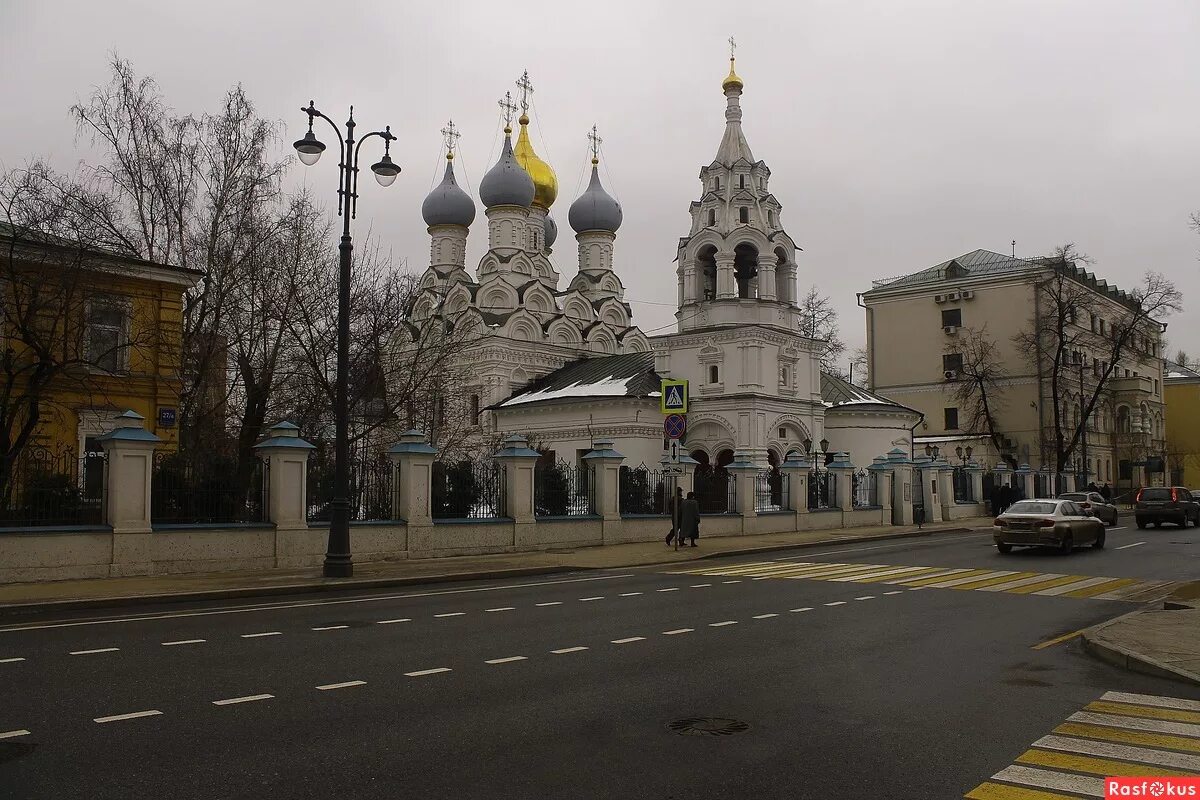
[935,457,955,519]
[828,452,854,513]
[780,453,808,529]
[583,438,624,521]
[727,451,758,519]
[887,447,914,525]
[495,434,540,525]
[869,456,892,523]
[679,454,698,497]
[388,430,437,526]
[97,410,161,577]
[253,422,316,530]
[967,461,985,508]
[1060,472,1076,493]
[914,456,944,523]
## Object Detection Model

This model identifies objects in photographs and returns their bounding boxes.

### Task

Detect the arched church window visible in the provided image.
[734,242,759,299]
[768,210,775,227]
[697,245,717,301]
[709,365,719,384]
[713,176,720,191]
[739,207,749,224]
[780,366,789,386]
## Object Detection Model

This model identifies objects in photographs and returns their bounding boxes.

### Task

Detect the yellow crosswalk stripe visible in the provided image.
[803,564,901,580]
[1005,575,1091,595]
[1053,721,1200,754]
[1061,578,1138,598]
[897,569,992,587]
[849,566,948,583]
[952,571,1040,590]
[1085,700,1200,725]
[764,563,866,578]
[964,781,1084,800]
[1015,747,1198,778]
[688,562,785,576]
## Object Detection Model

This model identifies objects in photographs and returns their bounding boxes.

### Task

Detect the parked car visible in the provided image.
[1057,492,1119,526]
[1133,486,1200,529]
[993,498,1106,554]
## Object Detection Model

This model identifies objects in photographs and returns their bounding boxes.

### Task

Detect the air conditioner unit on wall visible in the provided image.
[961,290,974,299]
[946,291,961,302]
[934,294,945,304]
[944,370,959,381]
[944,325,958,335]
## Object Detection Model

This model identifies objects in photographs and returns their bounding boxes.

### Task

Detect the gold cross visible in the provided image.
[497,92,517,126]
[587,125,602,162]
[515,70,534,113]
[728,36,736,59]
[440,119,460,156]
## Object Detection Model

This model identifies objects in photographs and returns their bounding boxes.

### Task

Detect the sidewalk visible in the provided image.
[1082,584,1200,687]
[0,517,988,614]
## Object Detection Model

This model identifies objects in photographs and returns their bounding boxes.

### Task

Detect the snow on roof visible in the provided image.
[502,374,644,406]
[495,352,661,409]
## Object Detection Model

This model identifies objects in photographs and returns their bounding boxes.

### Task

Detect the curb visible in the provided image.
[0,524,985,616]
[1081,609,1200,687]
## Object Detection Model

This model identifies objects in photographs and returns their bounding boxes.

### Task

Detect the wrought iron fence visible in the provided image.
[852,468,878,508]
[432,459,506,519]
[619,463,668,515]
[809,469,836,510]
[755,469,788,511]
[1034,473,1051,498]
[152,451,268,524]
[953,466,974,502]
[694,468,733,513]
[534,460,594,517]
[0,444,105,527]
[307,447,396,522]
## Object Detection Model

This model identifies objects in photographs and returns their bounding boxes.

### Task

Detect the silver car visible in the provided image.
[993,499,1106,554]
[1057,492,1118,526]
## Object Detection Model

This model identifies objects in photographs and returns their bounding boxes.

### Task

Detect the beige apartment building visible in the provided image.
[860,249,1167,493]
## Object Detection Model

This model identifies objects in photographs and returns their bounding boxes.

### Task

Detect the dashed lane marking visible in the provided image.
[405,668,451,677]
[789,607,813,613]
[579,596,604,602]
[376,618,411,624]
[721,580,741,584]
[212,694,273,706]
[656,588,680,592]
[535,602,562,607]
[311,625,348,631]
[550,647,588,654]
[484,656,528,665]
[1116,541,1146,550]
[708,621,738,627]
[162,639,206,646]
[752,613,779,619]
[619,592,643,597]
[94,710,162,724]
[484,608,514,613]
[316,681,366,691]
[69,647,119,655]
[883,591,904,596]
[0,730,31,739]
[690,583,711,588]
[240,632,282,638]
[854,596,875,601]
[612,637,645,644]
[434,612,465,618]
[0,657,27,663]
[662,629,693,635]
[824,601,846,607]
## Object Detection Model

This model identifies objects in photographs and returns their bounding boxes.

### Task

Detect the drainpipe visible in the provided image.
[856,292,874,390]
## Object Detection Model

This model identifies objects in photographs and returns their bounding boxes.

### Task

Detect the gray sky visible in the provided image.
[3,0,1199,363]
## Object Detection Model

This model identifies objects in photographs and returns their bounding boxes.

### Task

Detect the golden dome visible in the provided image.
[722,56,743,91]
[514,113,558,209]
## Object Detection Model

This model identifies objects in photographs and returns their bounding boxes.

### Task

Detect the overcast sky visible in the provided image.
[3,0,1199,364]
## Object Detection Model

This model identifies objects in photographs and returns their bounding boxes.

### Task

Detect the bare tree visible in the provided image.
[799,285,846,374]
[848,346,869,386]
[947,326,1014,467]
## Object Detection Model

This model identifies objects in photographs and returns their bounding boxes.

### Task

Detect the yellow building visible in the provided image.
[1165,361,1200,487]
[1,222,202,487]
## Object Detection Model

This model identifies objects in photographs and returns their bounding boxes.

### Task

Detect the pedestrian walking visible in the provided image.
[665,486,684,546]
[1100,483,1112,501]
[680,491,701,547]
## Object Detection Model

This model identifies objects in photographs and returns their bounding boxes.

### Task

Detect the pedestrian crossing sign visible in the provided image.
[660,379,688,414]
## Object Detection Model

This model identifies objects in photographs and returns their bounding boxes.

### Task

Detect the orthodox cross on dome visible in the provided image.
[497,91,518,128]
[516,70,534,113]
[587,125,602,165]
[728,36,736,59]
[440,119,460,158]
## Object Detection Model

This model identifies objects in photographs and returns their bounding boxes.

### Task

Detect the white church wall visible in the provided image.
[824,409,916,468]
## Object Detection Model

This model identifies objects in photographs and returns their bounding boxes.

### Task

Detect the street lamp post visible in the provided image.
[294,101,400,578]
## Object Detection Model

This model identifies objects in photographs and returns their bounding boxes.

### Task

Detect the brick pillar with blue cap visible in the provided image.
[727,451,759,518]
[495,434,541,526]
[253,422,316,530]
[97,410,161,576]
[388,430,437,526]
[583,439,624,522]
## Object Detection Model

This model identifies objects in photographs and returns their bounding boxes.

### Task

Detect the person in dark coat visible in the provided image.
[680,491,701,547]
[1100,483,1113,501]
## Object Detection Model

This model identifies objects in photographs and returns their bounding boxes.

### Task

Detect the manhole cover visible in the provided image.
[667,717,750,736]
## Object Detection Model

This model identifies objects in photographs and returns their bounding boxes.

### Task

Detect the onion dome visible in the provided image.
[568,158,622,234]
[543,215,558,249]
[722,56,743,92]
[514,114,558,209]
[480,127,535,208]
[421,155,476,227]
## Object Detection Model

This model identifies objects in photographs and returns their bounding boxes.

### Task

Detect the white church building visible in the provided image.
[407,58,920,473]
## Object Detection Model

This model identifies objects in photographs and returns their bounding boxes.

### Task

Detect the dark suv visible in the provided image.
[1134,486,1200,529]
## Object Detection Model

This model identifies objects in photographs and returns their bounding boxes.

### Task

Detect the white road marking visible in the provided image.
[1068,711,1200,738]
[709,621,738,627]
[0,573,635,633]
[1032,734,1200,771]
[751,576,771,580]
[1116,541,1146,550]
[619,592,643,597]
[908,587,926,591]
[662,629,693,635]
[824,601,846,607]
[311,625,348,631]
[752,613,779,619]
[579,596,604,602]
[162,639,205,646]
[485,608,514,613]
[789,607,814,613]
[990,764,1102,797]
[0,729,30,739]
[976,573,1067,592]
[484,656,527,665]
[240,632,282,638]
[827,565,935,582]
[1032,576,1114,596]
[923,571,1016,589]
[883,591,904,595]
[690,583,711,588]
[212,694,273,706]
[94,710,162,724]
[656,588,680,592]
[771,533,991,560]
[722,580,741,584]
[551,646,588,654]
[405,667,451,677]
[1101,691,1200,712]
[854,596,876,601]
[376,618,411,624]
[612,637,645,644]
[69,647,119,655]
[535,602,562,607]
[0,657,26,663]
[434,612,465,618]
[316,681,366,691]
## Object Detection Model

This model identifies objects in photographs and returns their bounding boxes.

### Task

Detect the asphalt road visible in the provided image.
[1,527,1198,799]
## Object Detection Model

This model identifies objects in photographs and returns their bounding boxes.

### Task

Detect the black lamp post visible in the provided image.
[294,101,399,578]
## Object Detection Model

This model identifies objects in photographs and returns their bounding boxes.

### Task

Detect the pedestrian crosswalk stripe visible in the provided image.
[1103,691,1200,713]
[1015,747,1197,777]
[989,764,1103,796]
[1052,721,1200,754]
[1031,734,1200,772]
[1085,700,1200,725]
[1068,710,1200,738]
[965,782,1085,799]
[675,560,1179,602]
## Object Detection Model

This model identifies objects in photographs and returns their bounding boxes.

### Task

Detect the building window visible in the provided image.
[944,408,959,430]
[767,210,775,226]
[780,365,790,386]
[739,174,746,189]
[87,297,127,373]
[1154,378,1160,394]
[470,394,480,425]
[707,209,715,226]
[1099,318,1107,335]
[1090,313,1097,332]
[709,365,719,384]
[1066,306,1077,324]
[943,353,964,373]
[739,207,749,224]
[713,177,720,191]
[778,427,787,439]
[941,308,962,328]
